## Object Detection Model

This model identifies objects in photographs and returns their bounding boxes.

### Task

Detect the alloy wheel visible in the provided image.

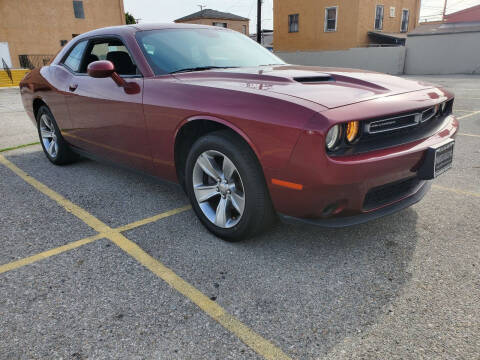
[192,150,245,228]
[39,114,58,159]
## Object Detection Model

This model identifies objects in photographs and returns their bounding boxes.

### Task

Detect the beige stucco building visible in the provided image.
[175,9,250,35]
[0,0,125,69]
[274,0,421,51]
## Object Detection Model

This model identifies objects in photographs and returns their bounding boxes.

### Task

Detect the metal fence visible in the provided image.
[275,46,407,75]
[18,54,54,69]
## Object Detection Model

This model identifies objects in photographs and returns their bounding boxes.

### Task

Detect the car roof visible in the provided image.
[77,23,223,38]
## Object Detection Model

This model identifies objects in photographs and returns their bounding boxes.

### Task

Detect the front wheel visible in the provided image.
[185,130,275,241]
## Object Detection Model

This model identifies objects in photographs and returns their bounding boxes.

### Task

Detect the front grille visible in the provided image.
[421,107,436,122]
[364,100,453,136]
[366,113,419,134]
[363,177,423,211]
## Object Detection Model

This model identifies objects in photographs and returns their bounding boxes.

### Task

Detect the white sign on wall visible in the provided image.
[0,42,13,68]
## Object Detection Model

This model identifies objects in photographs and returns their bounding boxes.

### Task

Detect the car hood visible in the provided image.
[173,65,435,109]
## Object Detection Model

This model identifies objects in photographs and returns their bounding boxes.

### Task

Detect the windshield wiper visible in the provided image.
[170,66,238,74]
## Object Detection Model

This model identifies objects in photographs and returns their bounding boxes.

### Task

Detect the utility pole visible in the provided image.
[256,0,262,44]
[198,4,206,11]
[442,0,447,22]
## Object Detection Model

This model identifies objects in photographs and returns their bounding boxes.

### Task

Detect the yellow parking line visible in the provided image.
[0,155,111,233]
[0,154,291,360]
[0,234,102,275]
[0,207,192,275]
[459,133,480,138]
[0,142,40,153]
[108,231,291,360]
[116,205,191,232]
[432,185,480,198]
[458,110,480,120]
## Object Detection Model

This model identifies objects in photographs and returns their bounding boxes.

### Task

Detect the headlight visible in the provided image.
[346,121,360,143]
[326,125,341,150]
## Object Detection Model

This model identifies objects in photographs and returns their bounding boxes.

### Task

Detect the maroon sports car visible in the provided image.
[20,24,457,241]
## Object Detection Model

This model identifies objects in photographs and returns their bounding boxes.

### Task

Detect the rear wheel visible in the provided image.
[185,130,274,241]
[36,105,77,165]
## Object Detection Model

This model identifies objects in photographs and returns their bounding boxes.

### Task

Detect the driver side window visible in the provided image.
[80,39,139,76]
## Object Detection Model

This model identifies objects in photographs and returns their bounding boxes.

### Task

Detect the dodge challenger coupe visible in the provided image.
[20,24,457,241]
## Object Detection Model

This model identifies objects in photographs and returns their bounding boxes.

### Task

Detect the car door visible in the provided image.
[62,36,152,172]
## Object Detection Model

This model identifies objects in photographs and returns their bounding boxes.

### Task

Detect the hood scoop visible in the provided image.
[293,75,334,84]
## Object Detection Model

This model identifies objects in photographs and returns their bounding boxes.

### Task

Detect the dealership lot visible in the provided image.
[0,75,479,359]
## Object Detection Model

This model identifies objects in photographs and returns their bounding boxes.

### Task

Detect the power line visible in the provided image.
[446,0,473,7]
[247,0,256,18]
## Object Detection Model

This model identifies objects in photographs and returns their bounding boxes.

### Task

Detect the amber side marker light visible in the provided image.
[346,121,360,143]
[272,178,303,190]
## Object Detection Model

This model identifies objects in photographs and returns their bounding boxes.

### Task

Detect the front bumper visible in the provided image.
[268,114,458,221]
[279,181,430,227]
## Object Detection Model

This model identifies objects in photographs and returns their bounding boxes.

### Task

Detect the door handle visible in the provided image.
[69,83,78,92]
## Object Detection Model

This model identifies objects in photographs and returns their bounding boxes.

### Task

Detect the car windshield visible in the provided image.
[136,28,285,75]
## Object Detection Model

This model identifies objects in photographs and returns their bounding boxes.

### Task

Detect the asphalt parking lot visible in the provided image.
[0,75,479,360]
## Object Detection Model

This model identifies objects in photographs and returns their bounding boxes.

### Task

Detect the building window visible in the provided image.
[288,14,299,33]
[242,25,247,34]
[401,9,410,32]
[375,5,384,30]
[213,22,227,28]
[60,40,68,47]
[72,34,80,38]
[324,7,338,32]
[73,1,85,19]
[390,7,396,17]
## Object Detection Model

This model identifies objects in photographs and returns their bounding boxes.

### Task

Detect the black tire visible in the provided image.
[185,130,275,241]
[36,105,77,165]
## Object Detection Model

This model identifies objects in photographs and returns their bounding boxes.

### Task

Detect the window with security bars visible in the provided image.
[375,5,384,30]
[288,14,299,33]
[324,7,337,32]
[401,9,410,32]
[73,1,85,19]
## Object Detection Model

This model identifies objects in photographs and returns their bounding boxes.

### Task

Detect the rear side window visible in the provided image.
[63,40,87,72]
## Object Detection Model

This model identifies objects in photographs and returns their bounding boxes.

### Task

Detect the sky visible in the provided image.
[124,0,480,33]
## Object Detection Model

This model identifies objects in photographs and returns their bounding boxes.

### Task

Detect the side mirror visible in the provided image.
[87,59,140,95]
[87,60,115,78]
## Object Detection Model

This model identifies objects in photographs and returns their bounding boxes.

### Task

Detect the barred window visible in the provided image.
[401,9,410,32]
[325,7,338,32]
[288,14,299,33]
[375,5,384,30]
[73,1,85,19]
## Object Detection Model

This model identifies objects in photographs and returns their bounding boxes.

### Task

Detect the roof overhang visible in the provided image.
[368,31,407,45]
